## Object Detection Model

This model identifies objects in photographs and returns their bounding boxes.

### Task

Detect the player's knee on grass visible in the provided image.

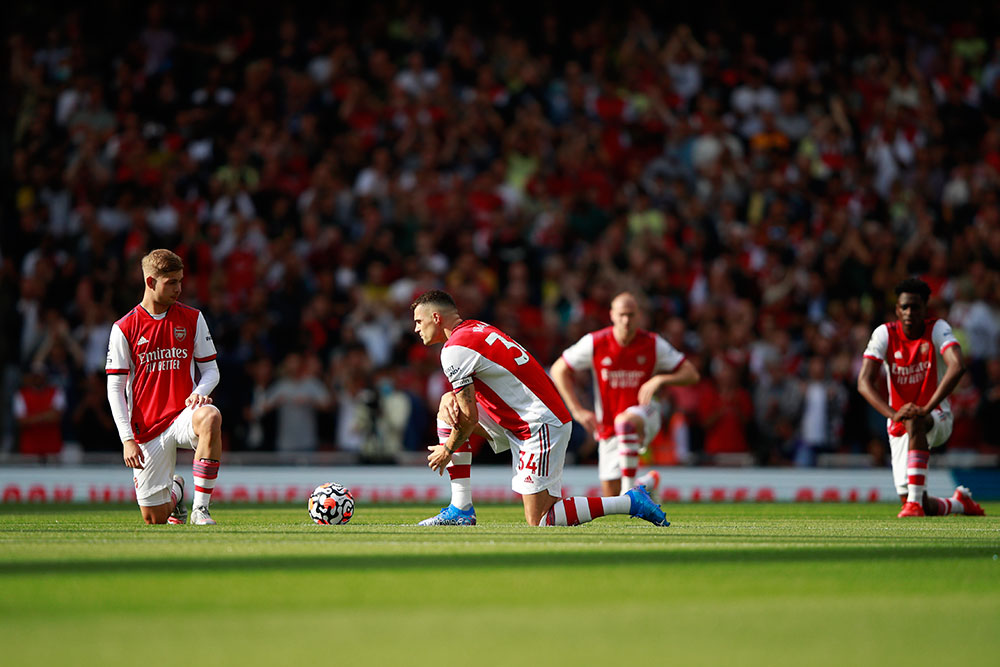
[141,504,171,525]
[523,492,558,526]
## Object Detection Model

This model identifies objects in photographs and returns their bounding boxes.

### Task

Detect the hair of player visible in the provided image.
[141,249,184,279]
[611,290,645,309]
[894,277,931,303]
[410,289,458,313]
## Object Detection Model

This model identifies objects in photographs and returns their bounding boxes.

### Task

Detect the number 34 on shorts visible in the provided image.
[517,450,538,473]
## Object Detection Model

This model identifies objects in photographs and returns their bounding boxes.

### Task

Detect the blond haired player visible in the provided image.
[857,278,985,518]
[106,249,223,524]
[412,290,668,527]
[552,292,700,497]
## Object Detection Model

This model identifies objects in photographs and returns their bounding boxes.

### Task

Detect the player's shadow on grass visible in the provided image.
[0,545,993,576]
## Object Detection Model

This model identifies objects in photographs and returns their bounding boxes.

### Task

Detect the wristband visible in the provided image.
[442,443,455,455]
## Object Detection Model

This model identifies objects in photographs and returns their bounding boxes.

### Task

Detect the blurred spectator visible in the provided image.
[256,353,332,452]
[71,373,118,451]
[243,357,277,450]
[697,358,753,459]
[14,364,65,459]
[752,358,802,465]
[353,369,412,461]
[796,357,847,466]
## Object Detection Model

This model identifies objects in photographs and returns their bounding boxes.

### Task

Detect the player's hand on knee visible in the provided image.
[892,403,917,422]
[123,439,144,469]
[185,392,213,408]
[638,377,664,405]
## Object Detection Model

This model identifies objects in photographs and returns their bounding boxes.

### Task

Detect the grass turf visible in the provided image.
[1,502,998,666]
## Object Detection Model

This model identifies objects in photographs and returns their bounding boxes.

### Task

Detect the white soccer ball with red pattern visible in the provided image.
[308,483,354,525]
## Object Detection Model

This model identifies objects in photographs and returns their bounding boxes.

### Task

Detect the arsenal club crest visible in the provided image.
[173,326,187,342]
[919,341,929,355]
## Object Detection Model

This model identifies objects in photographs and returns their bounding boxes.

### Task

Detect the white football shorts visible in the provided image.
[133,406,198,506]
[478,418,569,497]
[597,404,661,482]
[888,409,953,496]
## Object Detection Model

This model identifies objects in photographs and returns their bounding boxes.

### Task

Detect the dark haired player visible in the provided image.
[857,278,985,517]
[411,290,668,527]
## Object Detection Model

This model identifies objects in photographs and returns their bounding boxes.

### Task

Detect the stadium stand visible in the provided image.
[4,1,1000,471]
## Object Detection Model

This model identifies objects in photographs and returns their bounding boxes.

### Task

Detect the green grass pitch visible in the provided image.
[2,502,998,666]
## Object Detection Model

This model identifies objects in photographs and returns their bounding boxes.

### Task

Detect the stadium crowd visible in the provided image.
[4,1,1000,467]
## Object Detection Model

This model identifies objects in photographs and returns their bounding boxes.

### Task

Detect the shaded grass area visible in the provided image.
[1,503,998,666]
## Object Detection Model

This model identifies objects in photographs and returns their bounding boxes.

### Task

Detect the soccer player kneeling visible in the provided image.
[106,250,223,525]
[857,278,985,518]
[412,290,668,527]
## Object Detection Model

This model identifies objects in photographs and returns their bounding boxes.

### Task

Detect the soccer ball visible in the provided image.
[308,483,355,525]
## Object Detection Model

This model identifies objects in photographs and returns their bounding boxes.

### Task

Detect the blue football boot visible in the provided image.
[626,485,669,526]
[417,504,477,526]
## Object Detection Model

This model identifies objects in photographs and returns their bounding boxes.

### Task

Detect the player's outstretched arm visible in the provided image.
[550,357,597,433]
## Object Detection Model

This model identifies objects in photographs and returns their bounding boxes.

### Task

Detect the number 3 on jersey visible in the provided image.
[485,331,529,365]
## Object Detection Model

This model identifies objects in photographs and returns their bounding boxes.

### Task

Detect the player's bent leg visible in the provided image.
[522,422,669,527]
[900,413,962,517]
[417,398,480,525]
[539,488,669,527]
[523,490,561,526]
[418,396,495,526]
[190,406,222,525]
[897,416,933,517]
[436,415,473,510]
[918,413,964,516]
[192,405,223,461]
[614,413,645,494]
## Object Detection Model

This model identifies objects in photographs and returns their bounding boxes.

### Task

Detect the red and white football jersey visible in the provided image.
[441,320,570,440]
[106,303,217,443]
[863,318,960,435]
[560,327,685,440]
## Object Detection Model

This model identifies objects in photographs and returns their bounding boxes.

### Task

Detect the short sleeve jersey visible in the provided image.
[440,320,570,440]
[560,327,686,440]
[106,303,217,443]
[863,318,960,434]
